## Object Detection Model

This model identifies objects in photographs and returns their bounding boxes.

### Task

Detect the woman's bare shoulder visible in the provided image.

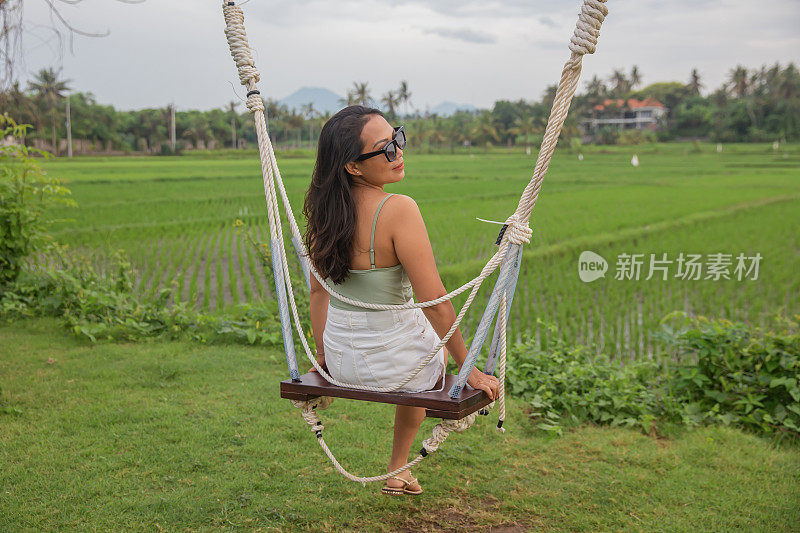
[382,194,429,245]
[385,193,443,298]
[384,193,420,219]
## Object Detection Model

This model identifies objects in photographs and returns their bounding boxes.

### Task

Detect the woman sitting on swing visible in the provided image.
[302,105,500,495]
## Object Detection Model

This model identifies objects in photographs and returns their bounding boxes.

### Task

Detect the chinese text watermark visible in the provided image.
[578,251,762,282]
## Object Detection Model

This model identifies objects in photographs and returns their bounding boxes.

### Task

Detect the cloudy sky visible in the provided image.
[14,0,800,112]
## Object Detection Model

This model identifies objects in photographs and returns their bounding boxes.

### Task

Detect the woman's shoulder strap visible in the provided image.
[369,193,396,269]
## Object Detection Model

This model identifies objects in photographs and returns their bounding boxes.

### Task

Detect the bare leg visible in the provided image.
[387,404,426,490]
[385,347,449,491]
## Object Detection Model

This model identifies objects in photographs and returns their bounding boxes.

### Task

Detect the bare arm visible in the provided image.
[308,262,329,369]
[387,195,499,399]
[386,195,469,369]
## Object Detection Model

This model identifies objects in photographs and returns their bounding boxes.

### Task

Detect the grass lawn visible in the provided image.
[1,318,798,531]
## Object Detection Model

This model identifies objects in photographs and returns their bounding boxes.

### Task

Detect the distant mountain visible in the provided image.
[429,101,479,117]
[276,89,478,118]
[278,87,343,115]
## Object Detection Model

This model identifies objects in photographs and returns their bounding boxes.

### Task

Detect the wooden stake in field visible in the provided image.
[229,100,238,149]
[170,102,176,152]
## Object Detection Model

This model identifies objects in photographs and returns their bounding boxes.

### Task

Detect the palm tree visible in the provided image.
[381,90,398,119]
[727,65,758,129]
[585,75,606,97]
[0,81,37,131]
[609,68,630,97]
[438,119,459,153]
[776,63,800,139]
[508,113,543,153]
[727,65,750,98]
[397,80,411,117]
[143,108,169,150]
[711,88,729,139]
[27,67,71,155]
[471,111,501,153]
[688,69,703,95]
[775,63,799,100]
[263,97,284,132]
[352,82,371,106]
[301,102,318,146]
[301,102,316,118]
[160,104,176,151]
[763,62,782,95]
[181,111,211,149]
[629,65,642,89]
[286,110,305,148]
[452,114,473,152]
[338,90,358,107]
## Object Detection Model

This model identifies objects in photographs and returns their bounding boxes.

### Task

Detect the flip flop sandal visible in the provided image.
[381,475,423,495]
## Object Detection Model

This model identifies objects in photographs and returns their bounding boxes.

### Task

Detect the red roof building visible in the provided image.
[583,97,667,134]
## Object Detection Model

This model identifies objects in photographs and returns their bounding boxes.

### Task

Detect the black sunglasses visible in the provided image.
[354,126,406,163]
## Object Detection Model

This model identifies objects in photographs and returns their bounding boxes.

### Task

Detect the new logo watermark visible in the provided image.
[578,251,762,282]
[578,251,608,282]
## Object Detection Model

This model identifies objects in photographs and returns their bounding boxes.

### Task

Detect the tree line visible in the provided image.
[1,62,798,156]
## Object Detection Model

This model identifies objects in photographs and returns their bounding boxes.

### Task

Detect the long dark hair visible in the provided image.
[302,105,384,284]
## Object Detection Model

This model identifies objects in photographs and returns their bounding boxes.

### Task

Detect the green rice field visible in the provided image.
[40,142,800,359]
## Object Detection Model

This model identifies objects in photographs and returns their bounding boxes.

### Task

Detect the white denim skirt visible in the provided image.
[322,298,446,393]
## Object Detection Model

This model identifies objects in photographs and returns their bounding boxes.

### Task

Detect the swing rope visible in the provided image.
[221,0,607,484]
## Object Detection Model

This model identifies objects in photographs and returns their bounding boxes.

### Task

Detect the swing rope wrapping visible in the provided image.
[221,0,607,484]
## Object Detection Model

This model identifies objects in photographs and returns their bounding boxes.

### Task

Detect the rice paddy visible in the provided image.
[40,142,800,359]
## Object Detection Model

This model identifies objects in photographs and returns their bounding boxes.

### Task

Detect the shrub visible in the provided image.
[656,312,800,443]
[567,137,583,153]
[506,320,672,436]
[0,244,310,350]
[0,114,75,286]
[618,128,657,145]
[507,314,799,443]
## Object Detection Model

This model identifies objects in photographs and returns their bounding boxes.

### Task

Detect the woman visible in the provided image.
[302,105,500,495]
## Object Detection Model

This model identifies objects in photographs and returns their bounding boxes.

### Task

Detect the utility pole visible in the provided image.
[231,114,236,148]
[170,102,176,152]
[66,94,73,158]
[229,101,238,149]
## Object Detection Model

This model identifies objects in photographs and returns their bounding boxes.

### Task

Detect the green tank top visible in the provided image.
[325,193,413,312]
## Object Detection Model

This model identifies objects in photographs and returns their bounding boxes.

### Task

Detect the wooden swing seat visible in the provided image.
[280,372,492,420]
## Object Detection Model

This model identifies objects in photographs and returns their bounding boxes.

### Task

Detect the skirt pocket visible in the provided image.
[355,330,441,391]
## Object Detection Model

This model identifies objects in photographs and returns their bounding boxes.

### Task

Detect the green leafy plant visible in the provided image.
[0,114,75,286]
[0,244,310,350]
[506,313,799,443]
[506,319,673,437]
[655,311,800,443]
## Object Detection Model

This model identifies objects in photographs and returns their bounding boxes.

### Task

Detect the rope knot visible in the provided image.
[246,92,265,113]
[290,396,335,434]
[503,214,532,245]
[222,2,261,87]
[421,412,479,454]
[568,0,608,56]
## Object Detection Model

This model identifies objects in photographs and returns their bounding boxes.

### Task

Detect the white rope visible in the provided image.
[222,4,260,87]
[569,0,609,56]
[289,396,478,486]
[222,0,607,483]
[497,292,507,432]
